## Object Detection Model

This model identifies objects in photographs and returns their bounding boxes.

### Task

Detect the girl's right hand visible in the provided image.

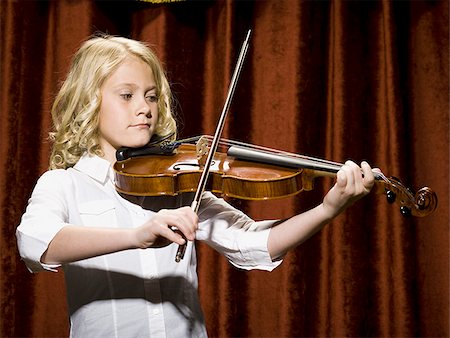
[133,206,199,249]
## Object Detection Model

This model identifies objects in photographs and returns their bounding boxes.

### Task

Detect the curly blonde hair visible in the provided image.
[49,34,177,169]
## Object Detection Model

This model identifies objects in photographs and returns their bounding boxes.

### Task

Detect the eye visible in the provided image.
[146,94,159,103]
[120,93,133,101]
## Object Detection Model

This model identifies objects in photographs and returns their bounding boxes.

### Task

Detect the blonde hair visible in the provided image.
[49,34,177,169]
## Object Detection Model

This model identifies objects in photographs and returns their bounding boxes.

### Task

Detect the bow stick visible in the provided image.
[175,30,252,262]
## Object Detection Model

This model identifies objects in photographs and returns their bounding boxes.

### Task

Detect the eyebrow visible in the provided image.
[114,83,157,91]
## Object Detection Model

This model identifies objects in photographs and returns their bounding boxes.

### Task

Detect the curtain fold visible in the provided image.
[1,0,448,337]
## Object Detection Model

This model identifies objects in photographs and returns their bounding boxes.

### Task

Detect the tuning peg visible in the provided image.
[400,206,412,217]
[386,190,396,204]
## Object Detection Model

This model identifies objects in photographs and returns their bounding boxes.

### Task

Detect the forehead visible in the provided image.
[104,55,155,87]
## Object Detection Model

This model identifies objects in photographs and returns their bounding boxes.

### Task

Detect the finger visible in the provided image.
[361,161,375,190]
[150,219,187,246]
[350,160,372,195]
[336,168,347,187]
[178,209,199,239]
[343,160,358,187]
[160,210,198,241]
[180,206,199,229]
[168,207,199,228]
[161,226,187,245]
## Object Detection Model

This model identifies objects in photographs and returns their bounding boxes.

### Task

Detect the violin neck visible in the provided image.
[227,145,384,180]
[227,146,341,174]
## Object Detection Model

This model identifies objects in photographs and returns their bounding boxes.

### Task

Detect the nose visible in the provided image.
[136,97,152,118]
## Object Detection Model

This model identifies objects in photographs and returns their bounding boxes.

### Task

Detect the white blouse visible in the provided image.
[16,154,281,338]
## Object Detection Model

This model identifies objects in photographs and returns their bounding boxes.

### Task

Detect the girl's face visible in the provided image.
[98,55,159,162]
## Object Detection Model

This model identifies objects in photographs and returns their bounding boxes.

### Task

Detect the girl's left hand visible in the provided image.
[322,161,376,219]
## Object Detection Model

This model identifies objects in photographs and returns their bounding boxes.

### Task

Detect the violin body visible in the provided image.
[114,143,308,200]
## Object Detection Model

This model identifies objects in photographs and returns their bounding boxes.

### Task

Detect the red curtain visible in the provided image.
[1,0,448,337]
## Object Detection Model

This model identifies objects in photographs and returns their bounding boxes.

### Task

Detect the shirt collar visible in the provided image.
[73,153,113,185]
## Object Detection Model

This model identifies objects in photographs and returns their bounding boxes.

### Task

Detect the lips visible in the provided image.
[130,123,150,129]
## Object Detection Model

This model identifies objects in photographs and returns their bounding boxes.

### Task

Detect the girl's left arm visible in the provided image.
[267,161,376,260]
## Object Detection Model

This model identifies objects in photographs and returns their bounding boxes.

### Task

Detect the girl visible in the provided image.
[16,35,376,337]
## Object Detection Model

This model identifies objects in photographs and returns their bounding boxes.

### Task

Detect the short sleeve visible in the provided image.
[196,192,282,271]
[16,170,71,272]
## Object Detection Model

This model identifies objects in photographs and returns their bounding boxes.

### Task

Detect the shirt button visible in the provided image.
[152,308,160,315]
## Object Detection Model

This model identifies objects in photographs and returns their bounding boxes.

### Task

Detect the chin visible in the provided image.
[128,139,151,148]
[120,132,152,149]
[123,142,148,149]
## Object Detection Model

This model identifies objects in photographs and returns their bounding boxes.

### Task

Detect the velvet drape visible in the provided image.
[1,0,448,337]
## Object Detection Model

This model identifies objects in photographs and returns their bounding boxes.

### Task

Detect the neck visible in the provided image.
[100,148,117,165]
[99,140,118,164]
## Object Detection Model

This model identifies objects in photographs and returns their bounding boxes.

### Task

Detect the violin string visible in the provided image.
[176,135,389,183]
[218,137,390,182]
[200,135,344,169]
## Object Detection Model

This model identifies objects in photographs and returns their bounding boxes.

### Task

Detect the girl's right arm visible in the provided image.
[17,170,198,268]
[41,207,198,265]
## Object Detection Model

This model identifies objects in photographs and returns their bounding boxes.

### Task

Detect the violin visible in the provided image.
[113,135,438,219]
[114,30,437,262]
